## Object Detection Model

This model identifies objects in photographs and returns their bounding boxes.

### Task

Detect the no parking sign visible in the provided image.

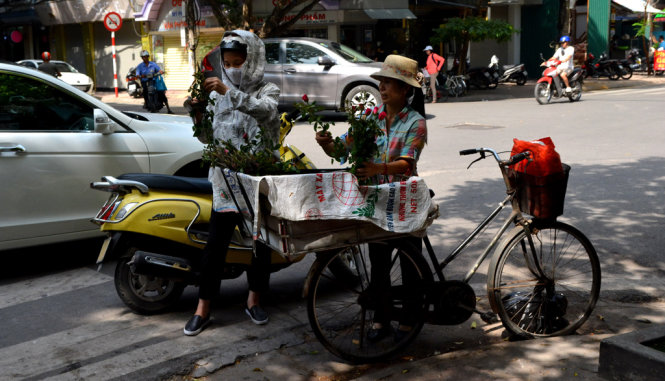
[104,12,122,96]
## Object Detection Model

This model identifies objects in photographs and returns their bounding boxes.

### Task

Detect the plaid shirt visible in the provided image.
[341,104,427,184]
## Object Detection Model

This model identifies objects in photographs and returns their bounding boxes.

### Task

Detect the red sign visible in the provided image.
[104,12,122,32]
[655,51,665,71]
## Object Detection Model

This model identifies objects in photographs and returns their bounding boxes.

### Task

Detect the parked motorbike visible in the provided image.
[488,55,528,85]
[91,112,358,314]
[126,67,142,98]
[534,55,583,105]
[466,65,498,89]
[623,49,645,71]
[584,52,622,80]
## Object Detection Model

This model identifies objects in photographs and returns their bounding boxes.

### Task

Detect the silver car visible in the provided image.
[263,37,383,110]
[0,63,205,251]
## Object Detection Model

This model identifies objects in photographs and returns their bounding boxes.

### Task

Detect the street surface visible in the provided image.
[1,83,664,380]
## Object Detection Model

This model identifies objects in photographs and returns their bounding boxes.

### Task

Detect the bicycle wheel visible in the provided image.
[306,242,431,363]
[487,221,600,338]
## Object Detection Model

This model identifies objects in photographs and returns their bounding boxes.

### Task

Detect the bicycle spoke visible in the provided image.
[489,222,600,338]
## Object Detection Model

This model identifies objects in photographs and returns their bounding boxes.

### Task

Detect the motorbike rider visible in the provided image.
[423,45,445,103]
[38,51,61,78]
[135,50,163,112]
[184,30,280,336]
[548,36,575,94]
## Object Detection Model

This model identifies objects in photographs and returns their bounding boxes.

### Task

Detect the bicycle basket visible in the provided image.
[508,163,570,220]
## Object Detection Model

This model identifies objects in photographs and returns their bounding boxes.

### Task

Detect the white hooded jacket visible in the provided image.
[201,30,281,213]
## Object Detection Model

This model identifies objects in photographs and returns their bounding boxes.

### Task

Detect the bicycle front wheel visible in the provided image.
[306,242,431,363]
[487,221,600,338]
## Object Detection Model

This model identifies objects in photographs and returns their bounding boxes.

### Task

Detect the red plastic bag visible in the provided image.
[510,137,563,176]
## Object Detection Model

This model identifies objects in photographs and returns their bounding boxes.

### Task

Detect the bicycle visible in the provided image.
[304,148,601,363]
[423,72,467,102]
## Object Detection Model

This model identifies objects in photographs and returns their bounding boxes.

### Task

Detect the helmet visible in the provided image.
[219,36,247,52]
[559,36,571,43]
[41,51,51,61]
[140,50,150,57]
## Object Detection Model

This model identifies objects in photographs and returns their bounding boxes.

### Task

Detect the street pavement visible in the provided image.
[91,73,665,381]
[95,71,665,115]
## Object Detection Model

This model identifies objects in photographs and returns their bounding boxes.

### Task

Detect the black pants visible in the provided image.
[198,211,271,301]
[369,236,423,327]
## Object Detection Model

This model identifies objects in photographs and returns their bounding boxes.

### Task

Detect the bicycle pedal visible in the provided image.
[479,311,498,324]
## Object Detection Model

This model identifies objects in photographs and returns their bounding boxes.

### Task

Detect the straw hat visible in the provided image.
[370,54,423,88]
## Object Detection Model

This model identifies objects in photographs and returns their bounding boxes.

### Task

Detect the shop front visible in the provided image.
[140,0,224,90]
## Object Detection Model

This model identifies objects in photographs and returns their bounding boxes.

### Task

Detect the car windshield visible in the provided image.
[319,42,373,63]
[54,62,78,73]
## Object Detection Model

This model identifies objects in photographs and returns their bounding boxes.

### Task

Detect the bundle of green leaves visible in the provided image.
[295,93,384,181]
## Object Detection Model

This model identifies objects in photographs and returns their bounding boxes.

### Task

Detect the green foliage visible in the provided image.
[431,17,516,45]
[204,128,297,176]
[189,71,214,143]
[633,21,647,38]
[295,92,384,183]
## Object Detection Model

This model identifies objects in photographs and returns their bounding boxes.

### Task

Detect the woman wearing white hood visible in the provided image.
[185,30,280,336]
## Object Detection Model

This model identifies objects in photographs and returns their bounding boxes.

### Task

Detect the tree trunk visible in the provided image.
[242,2,252,30]
[185,0,199,74]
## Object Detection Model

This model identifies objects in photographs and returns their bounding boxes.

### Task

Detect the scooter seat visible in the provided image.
[118,173,212,194]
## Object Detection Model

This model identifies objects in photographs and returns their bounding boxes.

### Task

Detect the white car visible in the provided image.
[0,63,206,251]
[17,59,95,93]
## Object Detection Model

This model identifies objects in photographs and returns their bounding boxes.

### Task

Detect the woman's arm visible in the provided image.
[355,159,411,179]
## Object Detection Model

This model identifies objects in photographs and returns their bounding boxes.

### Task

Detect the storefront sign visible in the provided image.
[654,13,665,23]
[157,5,218,31]
[255,10,337,26]
[654,51,665,71]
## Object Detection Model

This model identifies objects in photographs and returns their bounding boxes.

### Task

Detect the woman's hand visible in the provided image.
[203,77,228,95]
[355,161,380,179]
[315,130,333,146]
[315,131,337,157]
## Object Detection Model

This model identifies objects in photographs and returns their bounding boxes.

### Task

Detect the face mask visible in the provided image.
[226,68,242,86]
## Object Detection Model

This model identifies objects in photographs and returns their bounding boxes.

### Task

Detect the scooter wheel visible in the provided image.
[516,74,527,86]
[114,252,186,315]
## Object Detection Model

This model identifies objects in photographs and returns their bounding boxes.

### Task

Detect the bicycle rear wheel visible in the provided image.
[487,221,600,338]
[306,242,431,363]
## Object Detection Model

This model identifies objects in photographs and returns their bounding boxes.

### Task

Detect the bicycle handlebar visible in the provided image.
[459,148,531,167]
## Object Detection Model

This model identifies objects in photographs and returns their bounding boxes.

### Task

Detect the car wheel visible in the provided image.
[344,85,381,113]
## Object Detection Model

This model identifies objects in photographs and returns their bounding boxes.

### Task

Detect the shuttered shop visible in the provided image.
[162,34,221,90]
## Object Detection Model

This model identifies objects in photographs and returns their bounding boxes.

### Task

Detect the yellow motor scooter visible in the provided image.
[91,113,357,314]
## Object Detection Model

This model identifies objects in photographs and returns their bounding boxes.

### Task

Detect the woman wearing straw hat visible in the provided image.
[424,45,445,103]
[315,54,428,343]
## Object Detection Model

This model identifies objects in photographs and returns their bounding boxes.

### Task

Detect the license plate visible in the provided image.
[96,236,112,264]
[129,84,137,91]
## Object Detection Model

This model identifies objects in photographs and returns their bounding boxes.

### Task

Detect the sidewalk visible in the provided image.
[174,292,665,380]
[95,72,665,114]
